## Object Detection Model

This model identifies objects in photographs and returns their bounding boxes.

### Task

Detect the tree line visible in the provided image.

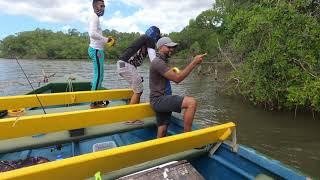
[214,0,320,112]
[0,28,141,60]
[1,0,320,112]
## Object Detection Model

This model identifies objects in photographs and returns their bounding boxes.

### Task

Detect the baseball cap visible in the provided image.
[156,37,178,49]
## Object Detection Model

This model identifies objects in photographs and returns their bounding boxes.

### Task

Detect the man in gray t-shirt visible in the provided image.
[149,37,207,138]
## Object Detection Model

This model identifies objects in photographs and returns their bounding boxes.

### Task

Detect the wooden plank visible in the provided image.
[0,122,236,180]
[118,160,205,180]
[0,103,154,140]
[104,149,207,180]
[0,89,133,111]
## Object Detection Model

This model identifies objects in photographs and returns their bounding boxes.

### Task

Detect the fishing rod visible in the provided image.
[14,56,47,114]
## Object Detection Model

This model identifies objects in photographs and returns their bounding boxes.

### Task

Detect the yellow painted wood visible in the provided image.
[0,89,133,111]
[0,122,235,180]
[0,103,154,140]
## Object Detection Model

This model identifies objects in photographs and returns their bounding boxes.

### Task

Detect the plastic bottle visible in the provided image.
[56,154,63,160]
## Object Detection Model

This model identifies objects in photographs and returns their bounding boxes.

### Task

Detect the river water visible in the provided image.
[0,58,319,178]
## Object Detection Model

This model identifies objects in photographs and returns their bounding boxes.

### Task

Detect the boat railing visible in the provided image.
[0,103,155,140]
[0,122,236,180]
[209,128,238,157]
[0,89,134,111]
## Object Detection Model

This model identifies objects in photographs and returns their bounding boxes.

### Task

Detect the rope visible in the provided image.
[66,78,74,93]
[15,57,47,114]
[65,75,76,106]
[12,56,47,127]
[12,116,21,127]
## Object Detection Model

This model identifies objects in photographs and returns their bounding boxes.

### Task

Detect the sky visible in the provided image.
[0,0,214,40]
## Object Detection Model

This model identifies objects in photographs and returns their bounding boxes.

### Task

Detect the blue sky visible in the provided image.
[0,14,84,39]
[0,0,214,40]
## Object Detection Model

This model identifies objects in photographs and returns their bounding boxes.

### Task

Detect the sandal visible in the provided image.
[90,101,110,109]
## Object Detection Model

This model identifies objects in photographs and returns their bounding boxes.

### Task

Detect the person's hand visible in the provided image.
[193,53,207,64]
[107,37,113,43]
[106,36,116,47]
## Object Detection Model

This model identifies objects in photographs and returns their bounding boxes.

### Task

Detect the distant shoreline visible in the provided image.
[0,57,195,63]
[0,58,89,61]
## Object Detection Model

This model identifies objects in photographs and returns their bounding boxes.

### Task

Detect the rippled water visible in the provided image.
[1,58,319,178]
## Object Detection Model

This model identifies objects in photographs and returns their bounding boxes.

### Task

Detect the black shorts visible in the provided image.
[151,95,184,126]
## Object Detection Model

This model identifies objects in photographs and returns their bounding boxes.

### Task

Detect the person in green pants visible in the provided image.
[88,0,114,108]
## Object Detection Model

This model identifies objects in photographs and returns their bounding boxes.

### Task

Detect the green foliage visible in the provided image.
[194,9,224,30]
[0,28,140,60]
[225,0,320,111]
[104,30,140,59]
[189,41,201,56]
[168,8,225,59]
[0,40,4,57]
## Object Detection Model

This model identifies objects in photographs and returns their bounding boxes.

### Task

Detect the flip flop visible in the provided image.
[124,120,144,126]
[90,101,110,109]
[0,110,8,118]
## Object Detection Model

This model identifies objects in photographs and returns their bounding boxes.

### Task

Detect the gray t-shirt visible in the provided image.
[149,54,171,102]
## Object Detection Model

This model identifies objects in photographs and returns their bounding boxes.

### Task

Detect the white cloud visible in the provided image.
[0,0,91,23]
[0,0,214,33]
[104,0,214,33]
[61,25,72,32]
[113,11,121,17]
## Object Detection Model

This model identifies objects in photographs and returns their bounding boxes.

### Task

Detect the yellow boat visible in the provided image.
[0,75,309,179]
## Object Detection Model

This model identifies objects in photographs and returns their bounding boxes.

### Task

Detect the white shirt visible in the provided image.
[147,48,156,62]
[88,12,109,50]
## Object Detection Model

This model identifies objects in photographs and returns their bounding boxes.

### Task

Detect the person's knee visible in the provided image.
[183,97,197,109]
[133,83,143,94]
[190,97,197,108]
[133,92,142,97]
